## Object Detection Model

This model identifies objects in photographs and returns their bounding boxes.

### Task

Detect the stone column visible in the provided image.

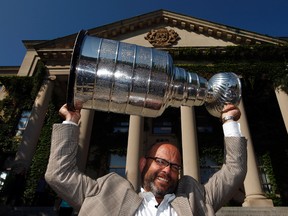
[239,100,274,207]
[126,115,144,191]
[77,109,95,173]
[275,87,288,133]
[180,106,200,181]
[13,76,55,173]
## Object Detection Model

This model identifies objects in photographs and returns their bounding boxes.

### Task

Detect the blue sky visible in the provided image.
[1,0,288,66]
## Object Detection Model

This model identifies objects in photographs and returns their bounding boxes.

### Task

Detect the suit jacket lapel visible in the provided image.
[171,195,192,215]
[119,188,143,216]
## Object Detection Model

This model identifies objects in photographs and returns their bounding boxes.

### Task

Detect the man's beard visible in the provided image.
[145,171,176,197]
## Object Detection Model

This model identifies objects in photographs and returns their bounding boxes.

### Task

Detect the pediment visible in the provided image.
[33,9,287,60]
[100,10,286,47]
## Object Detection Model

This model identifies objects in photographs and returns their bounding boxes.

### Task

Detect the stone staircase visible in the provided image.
[0,207,58,216]
[0,206,288,215]
[217,207,288,216]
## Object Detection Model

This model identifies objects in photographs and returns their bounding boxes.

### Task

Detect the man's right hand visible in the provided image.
[59,102,82,124]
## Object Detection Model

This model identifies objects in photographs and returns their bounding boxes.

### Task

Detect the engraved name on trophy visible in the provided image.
[67,30,241,118]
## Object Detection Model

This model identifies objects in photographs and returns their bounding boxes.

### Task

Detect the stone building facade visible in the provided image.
[1,10,288,211]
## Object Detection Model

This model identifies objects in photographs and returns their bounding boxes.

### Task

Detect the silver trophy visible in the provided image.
[67,30,241,118]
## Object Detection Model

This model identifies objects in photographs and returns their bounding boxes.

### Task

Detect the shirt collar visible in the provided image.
[139,188,176,207]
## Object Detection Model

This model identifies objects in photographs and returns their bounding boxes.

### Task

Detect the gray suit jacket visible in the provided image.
[45,124,247,216]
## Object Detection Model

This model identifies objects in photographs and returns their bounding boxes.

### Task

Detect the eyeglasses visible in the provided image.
[146,157,182,172]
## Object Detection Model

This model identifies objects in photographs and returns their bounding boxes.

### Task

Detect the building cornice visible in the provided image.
[0,66,20,76]
[88,9,287,45]
[24,10,287,66]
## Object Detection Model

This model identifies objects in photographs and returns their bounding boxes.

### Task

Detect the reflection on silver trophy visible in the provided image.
[67,30,241,118]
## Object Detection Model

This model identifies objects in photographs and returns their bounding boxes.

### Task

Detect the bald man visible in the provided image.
[45,103,247,216]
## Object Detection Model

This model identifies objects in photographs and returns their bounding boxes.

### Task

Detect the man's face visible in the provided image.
[140,143,181,199]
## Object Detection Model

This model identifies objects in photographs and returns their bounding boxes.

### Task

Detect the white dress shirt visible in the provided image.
[135,188,178,216]
[222,121,242,137]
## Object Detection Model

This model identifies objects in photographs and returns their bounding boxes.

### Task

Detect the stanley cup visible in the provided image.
[67,30,241,118]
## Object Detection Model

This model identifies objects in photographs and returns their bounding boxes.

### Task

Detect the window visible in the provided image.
[259,166,273,193]
[113,121,129,133]
[0,171,8,191]
[109,154,126,177]
[200,157,220,184]
[197,126,213,133]
[196,115,214,133]
[152,119,173,134]
[15,110,31,136]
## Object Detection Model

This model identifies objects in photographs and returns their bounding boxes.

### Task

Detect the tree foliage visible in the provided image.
[169,44,288,93]
[23,102,61,205]
[0,62,46,154]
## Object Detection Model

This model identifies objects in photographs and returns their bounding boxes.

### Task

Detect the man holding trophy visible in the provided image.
[45,31,247,215]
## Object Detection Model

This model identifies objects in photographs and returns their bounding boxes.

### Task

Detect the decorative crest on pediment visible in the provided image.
[145,28,180,47]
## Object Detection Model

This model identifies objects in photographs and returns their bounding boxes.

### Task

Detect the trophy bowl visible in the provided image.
[205,72,242,118]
